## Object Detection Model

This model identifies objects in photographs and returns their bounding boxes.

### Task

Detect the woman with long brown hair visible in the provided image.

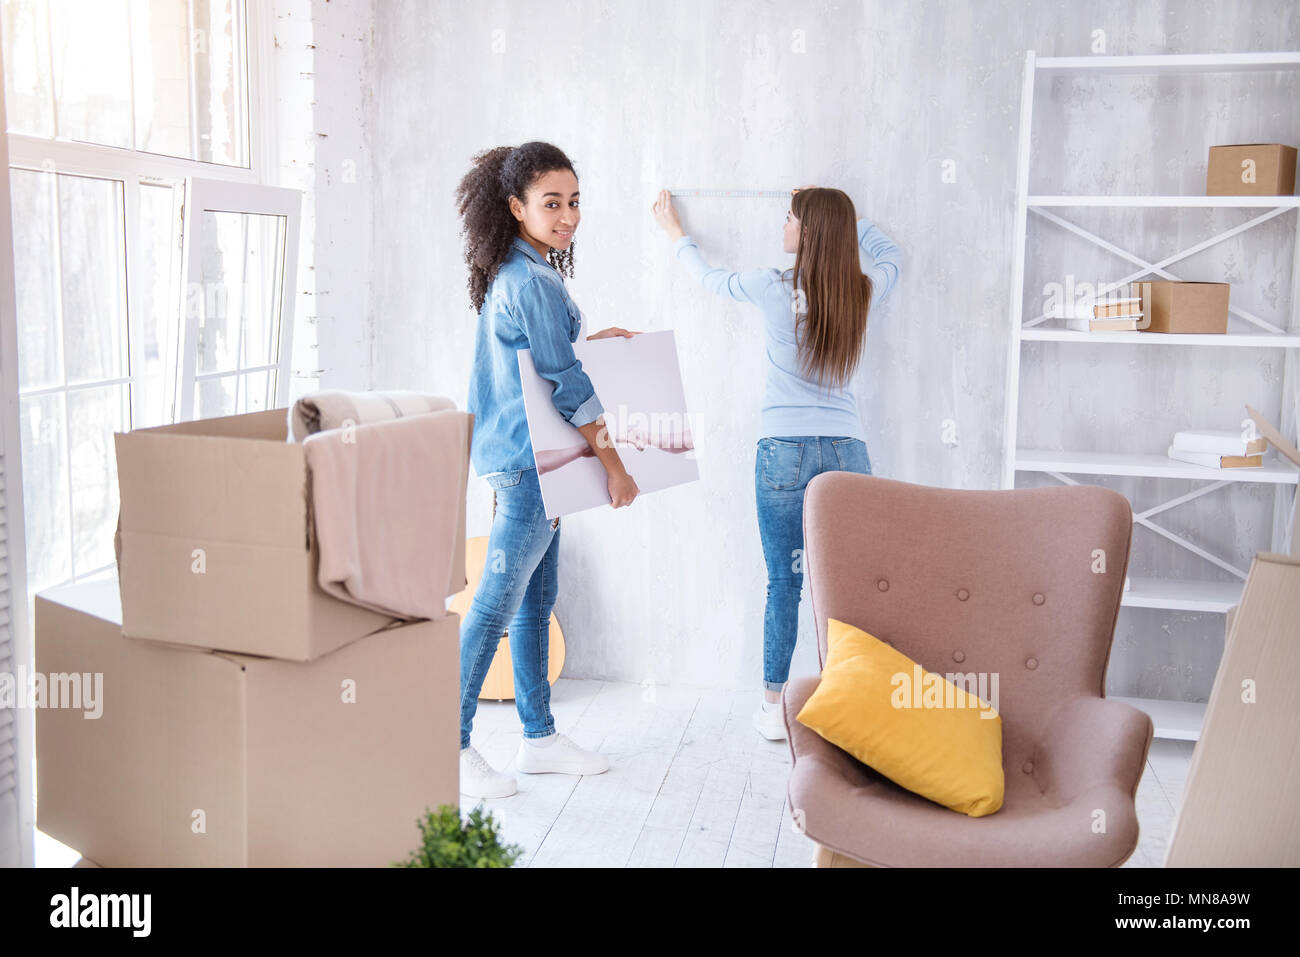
[652,186,902,741]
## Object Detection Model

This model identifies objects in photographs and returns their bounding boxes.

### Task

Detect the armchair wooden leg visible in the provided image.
[812,843,877,868]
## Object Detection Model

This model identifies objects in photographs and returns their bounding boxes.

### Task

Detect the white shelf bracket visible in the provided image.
[1039,470,1250,579]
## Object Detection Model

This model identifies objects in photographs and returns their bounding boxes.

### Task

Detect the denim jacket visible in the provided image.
[467,235,605,476]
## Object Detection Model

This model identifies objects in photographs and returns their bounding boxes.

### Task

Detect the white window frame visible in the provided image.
[179,175,300,420]
[6,0,279,427]
[0,32,34,869]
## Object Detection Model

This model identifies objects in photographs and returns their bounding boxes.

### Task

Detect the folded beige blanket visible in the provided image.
[303,409,470,620]
[289,390,457,442]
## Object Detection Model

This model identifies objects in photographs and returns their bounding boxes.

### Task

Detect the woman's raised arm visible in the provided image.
[653,189,775,305]
[857,217,902,304]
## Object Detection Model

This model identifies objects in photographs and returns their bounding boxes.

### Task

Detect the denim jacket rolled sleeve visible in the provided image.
[511,274,604,427]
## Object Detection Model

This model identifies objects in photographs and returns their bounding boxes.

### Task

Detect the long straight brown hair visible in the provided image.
[781,188,873,391]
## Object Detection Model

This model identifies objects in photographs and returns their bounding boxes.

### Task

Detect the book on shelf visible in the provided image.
[1044,280,1143,322]
[1170,429,1268,457]
[1166,445,1264,469]
[1093,297,1141,319]
[1066,315,1143,332]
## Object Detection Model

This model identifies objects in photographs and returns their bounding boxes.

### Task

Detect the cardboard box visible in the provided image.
[1206,143,1298,196]
[35,580,460,867]
[114,407,470,661]
[1165,406,1300,865]
[1137,281,1229,334]
[1164,552,1300,866]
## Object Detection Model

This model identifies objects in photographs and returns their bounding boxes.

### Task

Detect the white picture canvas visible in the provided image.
[518,329,699,519]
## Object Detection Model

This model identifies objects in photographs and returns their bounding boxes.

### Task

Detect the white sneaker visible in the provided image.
[515,732,610,776]
[460,746,517,798]
[753,700,787,741]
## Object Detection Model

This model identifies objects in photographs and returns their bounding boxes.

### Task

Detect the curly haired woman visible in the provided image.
[455,141,639,798]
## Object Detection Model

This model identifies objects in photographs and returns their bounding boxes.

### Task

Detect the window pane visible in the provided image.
[191,0,244,166]
[19,391,70,594]
[49,0,131,148]
[2,0,55,136]
[194,209,284,374]
[130,0,190,160]
[6,0,247,164]
[9,167,62,390]
[57,173,127,384]
[132,0,246,166]
[195,371,235,418]
[136,181,182,426]
[238,369,269,413]
[67,384,126,576]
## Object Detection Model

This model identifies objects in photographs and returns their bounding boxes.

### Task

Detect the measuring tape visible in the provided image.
[668,189,794,198]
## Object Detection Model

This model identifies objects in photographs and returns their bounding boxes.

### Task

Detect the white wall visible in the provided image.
[273,0,375,399]
[350,0,1299,697]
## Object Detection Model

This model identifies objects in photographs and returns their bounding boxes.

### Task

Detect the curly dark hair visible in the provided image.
[455,141,578,313]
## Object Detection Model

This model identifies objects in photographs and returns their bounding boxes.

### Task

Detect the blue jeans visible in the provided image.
[754,435,872,691]
[459,466,560,749]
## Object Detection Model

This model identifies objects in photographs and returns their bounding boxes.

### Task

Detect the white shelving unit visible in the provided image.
[1002,50,1300,742]
[1108,696,1207,742]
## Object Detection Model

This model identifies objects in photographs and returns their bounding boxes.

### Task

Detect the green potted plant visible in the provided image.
[394,803,523,868]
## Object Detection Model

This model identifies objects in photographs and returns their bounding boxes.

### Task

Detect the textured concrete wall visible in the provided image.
[270,0,317,399]
[274,0,375,400]
[362,0,1299,699]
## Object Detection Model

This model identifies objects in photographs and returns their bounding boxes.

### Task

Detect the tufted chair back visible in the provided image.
[803,472,1133,782]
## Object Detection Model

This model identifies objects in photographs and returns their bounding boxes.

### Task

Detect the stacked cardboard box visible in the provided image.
[112,408,469,659]
[36,406,472,867]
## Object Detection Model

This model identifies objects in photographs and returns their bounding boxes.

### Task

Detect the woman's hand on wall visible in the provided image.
[652,189,685,242]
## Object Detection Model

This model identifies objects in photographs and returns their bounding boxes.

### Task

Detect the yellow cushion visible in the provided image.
[796,617,1004,817]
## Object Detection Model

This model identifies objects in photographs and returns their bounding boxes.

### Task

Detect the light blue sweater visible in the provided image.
[672,219,901,441]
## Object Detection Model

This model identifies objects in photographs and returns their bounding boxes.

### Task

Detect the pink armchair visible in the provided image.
[784,473,1153,867]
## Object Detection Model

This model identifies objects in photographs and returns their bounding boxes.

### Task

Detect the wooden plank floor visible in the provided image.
[461,677,1194,868]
